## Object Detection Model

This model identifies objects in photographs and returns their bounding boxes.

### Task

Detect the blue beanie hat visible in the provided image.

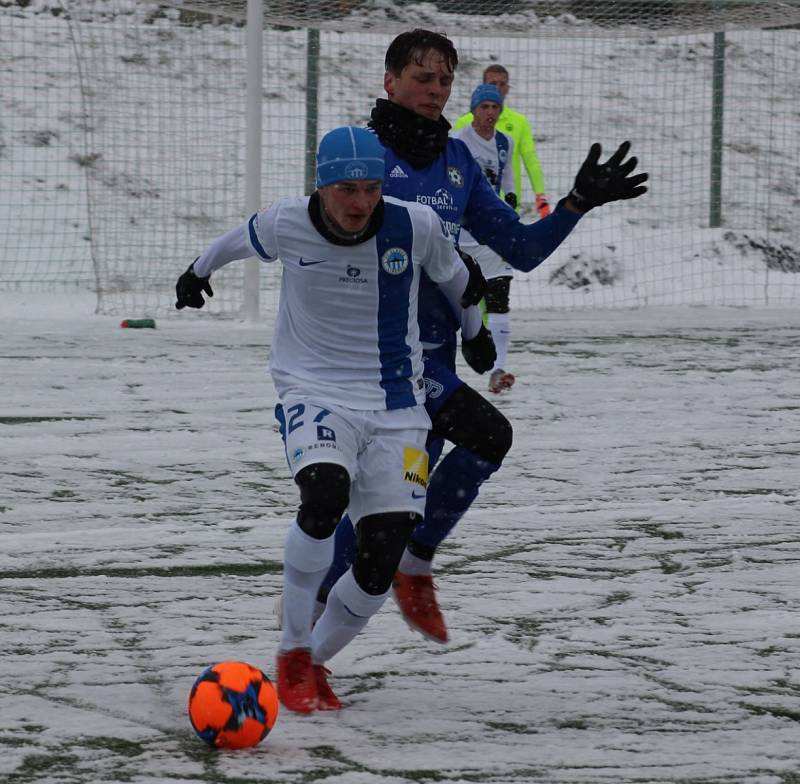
[316,127,385,188]
[470,84,503,113]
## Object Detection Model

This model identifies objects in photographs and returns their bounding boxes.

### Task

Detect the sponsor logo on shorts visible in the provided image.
[317,425,336,441]
[305,442,339,454]
[403,447,429,489]
[292,447,304,463]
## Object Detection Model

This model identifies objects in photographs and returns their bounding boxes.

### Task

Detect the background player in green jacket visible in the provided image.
[453,64,550,219]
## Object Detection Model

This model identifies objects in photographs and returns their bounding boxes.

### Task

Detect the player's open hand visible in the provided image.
[568,141,649,213]
[175,261,214,310]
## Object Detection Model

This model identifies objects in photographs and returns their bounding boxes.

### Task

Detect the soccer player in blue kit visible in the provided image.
[317,29,649,644]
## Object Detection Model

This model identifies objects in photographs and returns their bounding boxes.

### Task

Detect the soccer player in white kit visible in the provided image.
[174,126,490,713]
[453,83,519,394]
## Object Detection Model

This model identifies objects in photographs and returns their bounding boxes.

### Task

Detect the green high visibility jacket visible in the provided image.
[453,106,546,205]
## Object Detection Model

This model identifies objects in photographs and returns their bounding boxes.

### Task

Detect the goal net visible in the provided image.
[3,0,800,316]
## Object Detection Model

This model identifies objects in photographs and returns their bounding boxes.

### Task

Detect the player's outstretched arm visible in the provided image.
[175,217,266,310]
[566,141,649,213]
[175,261,213,310]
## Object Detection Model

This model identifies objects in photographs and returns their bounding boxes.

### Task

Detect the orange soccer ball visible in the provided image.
[188,661,279,749]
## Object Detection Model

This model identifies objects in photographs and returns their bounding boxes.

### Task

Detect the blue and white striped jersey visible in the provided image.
[194,195,466,411]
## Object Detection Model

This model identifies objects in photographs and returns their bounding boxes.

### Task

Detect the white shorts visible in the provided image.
[276,397,430,524]
[461,238,514,280]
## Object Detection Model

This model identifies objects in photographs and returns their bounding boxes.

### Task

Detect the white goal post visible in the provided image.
[2,0,800,317]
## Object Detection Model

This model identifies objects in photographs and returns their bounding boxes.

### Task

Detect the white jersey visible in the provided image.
[452,125,516,274]
[194,195,465,411]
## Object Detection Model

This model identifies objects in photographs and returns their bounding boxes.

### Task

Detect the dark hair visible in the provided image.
[384,29,458,76]
[483,64,509,80]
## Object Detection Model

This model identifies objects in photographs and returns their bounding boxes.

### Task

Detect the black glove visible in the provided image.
[461,324,496,374]
[175,260,213,310]
[456,248,487,308]
[567,141,649,213]
[504,192,518,210]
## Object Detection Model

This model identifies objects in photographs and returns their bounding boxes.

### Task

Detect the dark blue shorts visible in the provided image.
[422,346,465,419]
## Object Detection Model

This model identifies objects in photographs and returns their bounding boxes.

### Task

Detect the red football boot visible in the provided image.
[392,571,448,643]
[313,665,342,711]
[276,648,317,713]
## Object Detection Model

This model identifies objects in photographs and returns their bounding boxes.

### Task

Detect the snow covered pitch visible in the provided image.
[2,298,799,783]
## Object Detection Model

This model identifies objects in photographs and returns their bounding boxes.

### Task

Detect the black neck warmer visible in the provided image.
[307,191,384,246]
[368,98,451,169]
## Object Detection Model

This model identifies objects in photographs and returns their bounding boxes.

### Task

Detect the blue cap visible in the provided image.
[316,127,385,188]
[470,84,503,113]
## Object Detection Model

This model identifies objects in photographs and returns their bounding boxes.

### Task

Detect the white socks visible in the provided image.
[280,520,334,652]
[398,548,433,576]
[311,568,389,664]
[488,312,511,371]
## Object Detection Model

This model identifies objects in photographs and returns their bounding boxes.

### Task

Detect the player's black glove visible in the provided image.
[456,248,487,308]
[175,260,213,310]
[567,141,649,213]
[461,324,496,374]
[504,192,518,210]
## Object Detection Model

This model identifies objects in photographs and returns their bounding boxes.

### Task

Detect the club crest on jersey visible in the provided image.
[403,447,429,488]
[381,247,409,275]
[447,166,464,188]
[499,148,508,163]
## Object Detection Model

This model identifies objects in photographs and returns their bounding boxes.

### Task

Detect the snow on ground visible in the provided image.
[2,4,800,781]
[2,300,799,783]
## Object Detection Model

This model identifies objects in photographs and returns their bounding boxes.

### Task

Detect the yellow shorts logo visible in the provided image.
[403,447,429,488]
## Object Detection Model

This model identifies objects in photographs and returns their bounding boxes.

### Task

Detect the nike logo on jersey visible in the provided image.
[389,164,408,178]
[298,258,326,266]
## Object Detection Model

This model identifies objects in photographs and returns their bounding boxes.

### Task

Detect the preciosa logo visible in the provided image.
[381,247,409,275]
[338,265,368,285]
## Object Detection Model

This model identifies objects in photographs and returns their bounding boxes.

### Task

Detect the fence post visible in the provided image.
[243,0,263,320]
[709,28,725,228]
[305,28,320,195]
